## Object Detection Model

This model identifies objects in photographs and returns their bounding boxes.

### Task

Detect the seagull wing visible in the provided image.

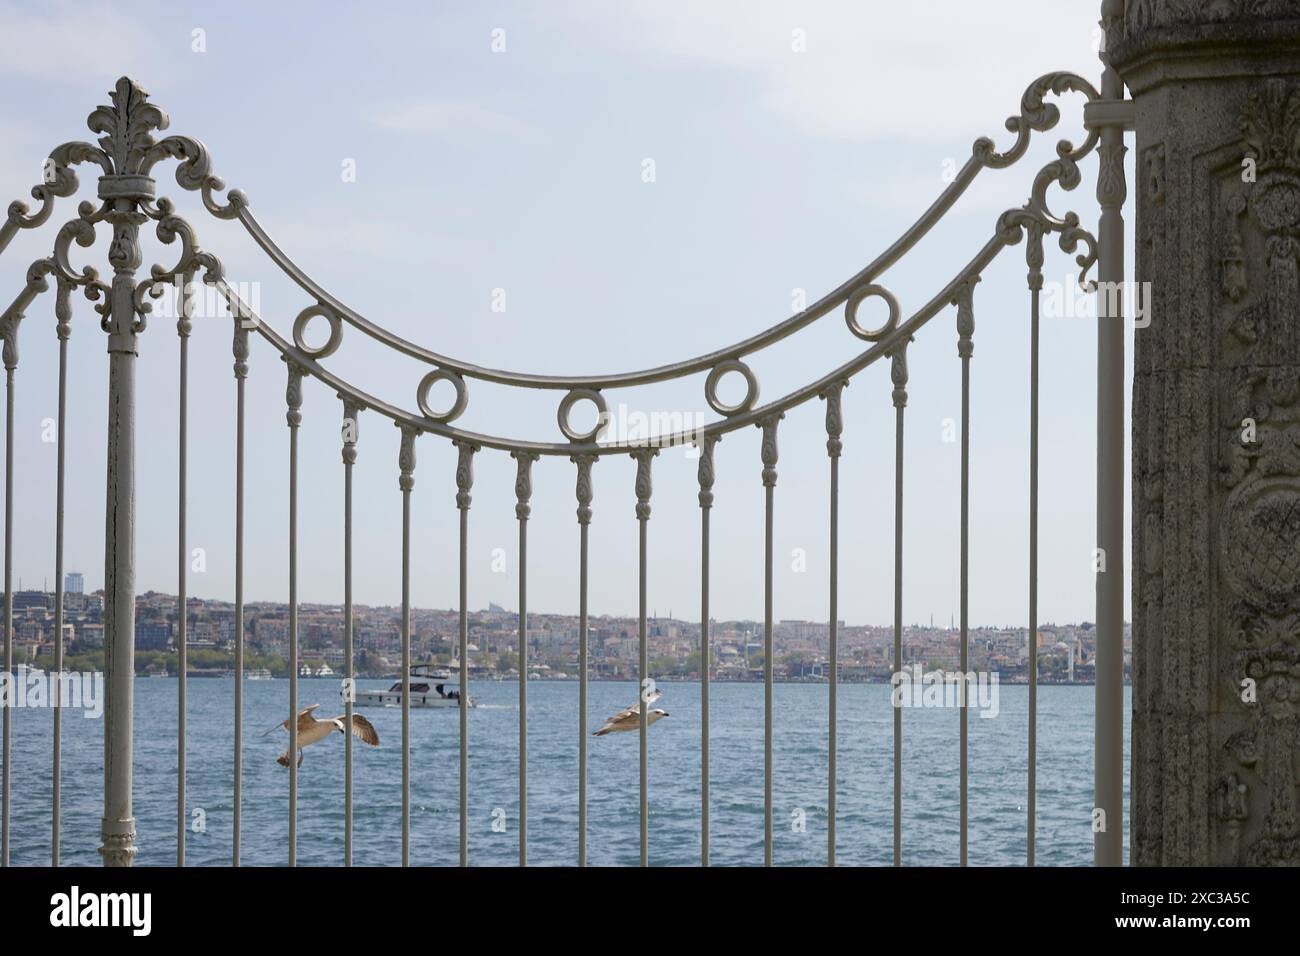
[295,703,323,731]
[332,713,380,746]
[606,689,663,723]
[607,703,639,723]
[261,703,322,738]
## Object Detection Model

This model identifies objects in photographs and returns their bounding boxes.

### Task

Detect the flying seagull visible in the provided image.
[264,704,380,767]
[593,689,669,737]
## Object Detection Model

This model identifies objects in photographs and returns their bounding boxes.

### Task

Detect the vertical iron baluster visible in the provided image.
[176,270,193,867]
[232,317,248,866]
[454,440,478,867]
[1,312,19,867]
[632,447,657,867]
[573,452,595,866]
[953,278,977,867]
[52,285,71,866]
[342,397,362,866]
[822,381,845,866]
[1094,19,1127,869]
[285,358,304,866]
[1027,228,1044,868]
[890,341,910,866]
[697,435,718,867]
[397,425,417,867]
[759,413,782,867]
[512,451,537,867]
[101,174,143,868]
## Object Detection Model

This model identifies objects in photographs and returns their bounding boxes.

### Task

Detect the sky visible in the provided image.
[0,0,1134,627]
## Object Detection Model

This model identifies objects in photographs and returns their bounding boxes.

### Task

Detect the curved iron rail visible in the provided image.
[212,71,1098,392]
[0,72,1101,457]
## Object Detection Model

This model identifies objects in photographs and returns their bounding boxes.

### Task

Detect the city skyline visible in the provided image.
[3,584,1126,684]
[6,573,1118,632]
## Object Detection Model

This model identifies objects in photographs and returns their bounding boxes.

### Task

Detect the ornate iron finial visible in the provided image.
[341,396,363,465]
[697,435,720,510]
[759,413,783,488]
[1026,220,1046,291]
[175,269,195,338]
[55,276,74,342]
[284,357,305,428]
[88,77,170,177]
[952,277,979,359]
[572,452,596,525]
[1,312,23,371]
[821,380,846,458]
[631,447,658,521]
[890,338,912,409]
[398,425,418,492]
[454,439,479,510]
[232,320,249,380]
[512,450,538,520]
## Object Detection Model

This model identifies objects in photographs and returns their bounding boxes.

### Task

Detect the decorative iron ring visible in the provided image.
[292,303,343,359]
[416,367,468,423]
[557,388,608,443]
[845,284,901,342]
[704,358,759,416]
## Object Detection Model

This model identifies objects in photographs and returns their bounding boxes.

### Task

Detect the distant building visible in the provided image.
[64,571,84,594]
[6,591,49,613]
[77,623,104,649]
[135,620,171,651]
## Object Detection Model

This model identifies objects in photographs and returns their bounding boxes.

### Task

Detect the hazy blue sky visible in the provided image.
[0,0,1134,626]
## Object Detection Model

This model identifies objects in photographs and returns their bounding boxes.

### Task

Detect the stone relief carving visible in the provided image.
[1214,79,1300,866]
[1128,0,1299,30]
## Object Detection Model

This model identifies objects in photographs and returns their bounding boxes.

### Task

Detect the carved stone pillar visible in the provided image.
[1111,3,1300,866]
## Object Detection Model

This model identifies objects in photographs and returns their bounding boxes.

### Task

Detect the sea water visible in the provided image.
[1,679,1129,866]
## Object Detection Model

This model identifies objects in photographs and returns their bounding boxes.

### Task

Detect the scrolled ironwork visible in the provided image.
[2,141,110,253]
[972,71,1100,170]
[147,199,224,284]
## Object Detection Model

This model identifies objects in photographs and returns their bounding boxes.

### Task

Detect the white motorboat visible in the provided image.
[355,664,473,709]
